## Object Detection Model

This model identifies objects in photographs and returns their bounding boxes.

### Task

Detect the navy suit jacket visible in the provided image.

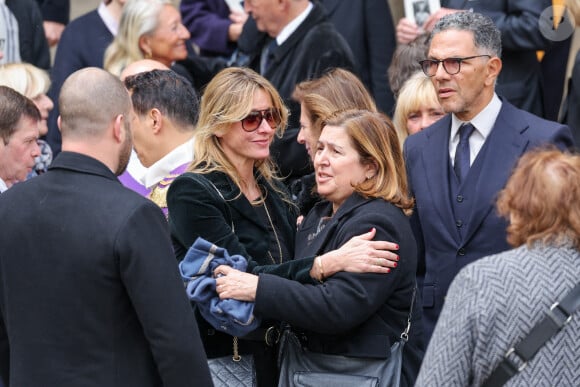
[404,100,574,342]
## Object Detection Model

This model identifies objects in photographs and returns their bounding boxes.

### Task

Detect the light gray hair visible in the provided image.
[430,12,502,58]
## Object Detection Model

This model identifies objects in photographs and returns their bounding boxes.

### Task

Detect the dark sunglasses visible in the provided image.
[241,108,282,132]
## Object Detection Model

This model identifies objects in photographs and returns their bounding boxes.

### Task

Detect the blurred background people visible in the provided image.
[320,0,397,115]
[34,0,70,46]
[416,148,580,386]
[0,63,52,175]
[393,71,445,147]
[180,0,248,59]
[47,0,125,155]
[103,0,191,79]
[387,33,429,99]
[0,86,40,193]
[5,0,50,69]
[216,109,424,387]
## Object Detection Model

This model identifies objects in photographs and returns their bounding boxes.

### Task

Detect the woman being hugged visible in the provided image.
[216,109,425,386]
[168,68,398,386]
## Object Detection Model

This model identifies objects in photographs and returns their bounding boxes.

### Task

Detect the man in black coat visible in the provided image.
[0,67,212,387]
[182,0,355,184]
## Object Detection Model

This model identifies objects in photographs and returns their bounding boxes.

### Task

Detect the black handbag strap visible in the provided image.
[482,281,580,387]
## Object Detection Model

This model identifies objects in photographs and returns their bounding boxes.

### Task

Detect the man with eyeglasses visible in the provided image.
[403,12,574,345]
[397,0,550,117]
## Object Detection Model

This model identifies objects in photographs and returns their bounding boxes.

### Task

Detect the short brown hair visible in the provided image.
[292,68,376,142]
[497,148,580,250]
[323,109,414,215]
[0,86,40,145]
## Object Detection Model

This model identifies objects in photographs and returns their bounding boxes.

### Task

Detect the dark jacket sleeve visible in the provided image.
[7,0,51,69]
[35,0,70,24]
[118,201,212,386]
[254,204,414,334]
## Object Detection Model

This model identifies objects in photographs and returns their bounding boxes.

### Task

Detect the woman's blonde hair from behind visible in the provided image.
[0,62,50,99]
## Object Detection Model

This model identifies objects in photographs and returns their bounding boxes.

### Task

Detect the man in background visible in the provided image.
[0,86,41,193]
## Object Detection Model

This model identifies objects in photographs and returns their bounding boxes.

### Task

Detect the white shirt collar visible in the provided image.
[449,93,502,165]
[141,137,194,189]
[274,2,313,45]
[0,177,7,193]
[450,93,502,142]
[98,1,119,36]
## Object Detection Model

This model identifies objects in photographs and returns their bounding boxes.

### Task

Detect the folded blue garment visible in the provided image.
[179,237,261,337]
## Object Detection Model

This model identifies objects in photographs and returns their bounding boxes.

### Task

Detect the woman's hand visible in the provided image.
[310,228,399,280]
[214,265,259,301]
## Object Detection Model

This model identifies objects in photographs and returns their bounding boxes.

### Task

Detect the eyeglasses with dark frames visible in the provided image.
[419,55,492,77]
[240,108,282,132]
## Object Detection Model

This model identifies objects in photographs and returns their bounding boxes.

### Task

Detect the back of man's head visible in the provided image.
[0,86,40,145]
[124,69,199,131]
[59,68,131,141]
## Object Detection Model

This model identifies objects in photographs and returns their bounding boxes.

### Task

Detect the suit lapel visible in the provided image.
[463,103,529,242]
[421,116,461,243]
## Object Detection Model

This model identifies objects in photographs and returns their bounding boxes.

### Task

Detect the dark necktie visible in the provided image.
[454,123,476,183]
[261,39,278,73]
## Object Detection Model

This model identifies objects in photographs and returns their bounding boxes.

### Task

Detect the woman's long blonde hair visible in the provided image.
[190,67,289,193]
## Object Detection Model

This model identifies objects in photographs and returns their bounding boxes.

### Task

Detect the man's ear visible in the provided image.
[57,116,62,132]
[112,114,125,144]
[485,56,502,87]
[150,108,163,135]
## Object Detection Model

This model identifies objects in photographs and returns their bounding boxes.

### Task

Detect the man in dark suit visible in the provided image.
[404,12,574,343]
[397,0,551,117]
[0,67,212,387]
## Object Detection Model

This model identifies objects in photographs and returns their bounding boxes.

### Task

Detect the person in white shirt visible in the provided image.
[122,62,198,215]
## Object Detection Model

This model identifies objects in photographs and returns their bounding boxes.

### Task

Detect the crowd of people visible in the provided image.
[1,1,579,386]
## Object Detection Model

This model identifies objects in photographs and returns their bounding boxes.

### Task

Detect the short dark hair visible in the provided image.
[0,86,40,145]
[124,70,199,131]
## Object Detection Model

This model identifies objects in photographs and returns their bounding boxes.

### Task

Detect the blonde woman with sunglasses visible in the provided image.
[167,67,399,386]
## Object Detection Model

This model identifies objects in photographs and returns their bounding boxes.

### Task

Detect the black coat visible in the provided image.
[254,193,425,387]
[168,170,312,386]
[0,152,212,386]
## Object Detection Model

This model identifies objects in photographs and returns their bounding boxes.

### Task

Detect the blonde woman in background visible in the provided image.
[393,71,445,147]
[0,63,53,175]
[104,0,191,78]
